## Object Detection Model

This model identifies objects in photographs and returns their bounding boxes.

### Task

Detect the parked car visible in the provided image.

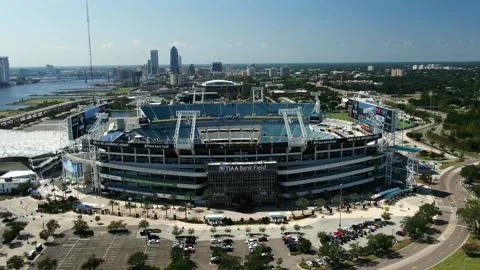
[258,236,268,242]
[223,239,234,244]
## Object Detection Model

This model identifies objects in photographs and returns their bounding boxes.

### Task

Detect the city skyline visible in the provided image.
[1,0,480,67]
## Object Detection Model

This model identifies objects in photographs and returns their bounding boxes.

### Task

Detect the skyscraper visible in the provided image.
[188,64,196,75]
[178,55,182,71]
[170,46,180,73]
[212,62,223,72]
[150,50,159,75]
[46,64,54,74]
[247,64,256,77]
[280,66,290,77]
[0,57,10,84]
[147,60,152,75]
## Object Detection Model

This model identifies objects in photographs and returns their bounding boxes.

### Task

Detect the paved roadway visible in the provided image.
[358,159,478,270]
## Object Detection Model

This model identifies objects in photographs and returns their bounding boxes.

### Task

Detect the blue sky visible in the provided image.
[1,0,479,67]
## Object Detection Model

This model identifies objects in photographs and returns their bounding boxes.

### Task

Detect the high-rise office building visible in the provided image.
[367,65,375,72]
[280,66,290,77]
[147,60,152,75]
[268,67,278,77]
[170,46,180,73]
[212,62,223,72]
[0,57,10,84]
[178,55,182,71]
[188,64,196,75]
[150,50,159,75]
[170,73,187,86]
[247,64,256,77]
[46,64,55,74]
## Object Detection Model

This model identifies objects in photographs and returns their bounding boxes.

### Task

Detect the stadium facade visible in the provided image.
[64,102,386,206]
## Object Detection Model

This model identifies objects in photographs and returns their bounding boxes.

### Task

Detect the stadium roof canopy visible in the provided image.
[200,80,238,87]
[0,130,68,158]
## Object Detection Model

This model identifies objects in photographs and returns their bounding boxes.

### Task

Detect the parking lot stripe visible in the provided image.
[102,235,117,259]
[57,238,79,269]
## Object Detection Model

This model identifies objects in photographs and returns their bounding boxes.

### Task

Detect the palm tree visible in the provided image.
[143,199,151,218]
[202,189,213,207]
[350,193,361,208]
[125,202,134,216]
[169,194,177,207]
[186,191,195,205]
[138,220,149,233]
[108,200,119,215]
[163,204,170,216]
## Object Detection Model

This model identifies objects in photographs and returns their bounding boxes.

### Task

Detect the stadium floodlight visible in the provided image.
[278,108,307,152]
[174,110,200,152]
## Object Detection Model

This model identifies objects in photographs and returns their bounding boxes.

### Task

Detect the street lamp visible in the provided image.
[339,183,343,229]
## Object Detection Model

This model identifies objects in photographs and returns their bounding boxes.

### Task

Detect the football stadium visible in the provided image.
[62,99,394,206]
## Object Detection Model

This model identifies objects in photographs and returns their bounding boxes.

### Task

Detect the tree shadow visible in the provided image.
[354,258,380,267]
[416,235,439,245]
[8,241,23,249]
[384,251,403,260]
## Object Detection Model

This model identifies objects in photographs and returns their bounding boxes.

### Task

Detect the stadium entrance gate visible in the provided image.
[207,161,278,207]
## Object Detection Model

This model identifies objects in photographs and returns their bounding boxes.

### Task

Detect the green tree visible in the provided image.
[418,203,442,223]
[349,193,361,207]
[381,211,392,222]
[462,242,480,255]
[107,220,127,232]
[188,228,195,235]
[8,221,28,234]
[366,233,395,256]
[2,229,18,244]
[293,224,301,232]
[314,198,326,211]
[276,257,283,269]
[319,241,348,267]
[107,200,119,214]
[169,194,177,206]
[217,254,243,270]
[73,217,90,235]
[202,189,213,207]
[348,242,364,260]
[39,229,51,242]
[46,219,60,235]
[81,255,104,270]
[125,202,135,216]
[165,258,196,270]
[170,247,190,261]
[37,257,58,270]
[127,252,148,270]
[143,199,152,218]
[295,197,309,215]
[317,231,329,244]
[138,220,150,232]
[460,165,480,182]
[225,227,231,234]
[298,238,312,254]
[186,191,195,204]
[401,215,428,239]
[210,227,217,234]
[259,227,266,234]
[280,226,286,234]
[6,255,24,270]
[458,198,480,237]
[332,195,341,208]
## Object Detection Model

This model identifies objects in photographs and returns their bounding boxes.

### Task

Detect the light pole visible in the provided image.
[339,184,343,229]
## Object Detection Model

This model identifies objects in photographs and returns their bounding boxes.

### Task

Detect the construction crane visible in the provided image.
[85,0,93,81]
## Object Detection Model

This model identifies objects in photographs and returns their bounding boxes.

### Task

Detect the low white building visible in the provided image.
[0,170,38,194]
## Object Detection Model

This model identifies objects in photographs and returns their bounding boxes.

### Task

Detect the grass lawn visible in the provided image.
[11,98,72,105]
[440,159,465,170]
[0,110,18,117]
[432,236,480,270]
[114,87,133,94]
[329,112,354,122]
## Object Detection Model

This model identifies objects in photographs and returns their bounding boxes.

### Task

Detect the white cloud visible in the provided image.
[131,40,143,47]
[222,42,244,47]
[99,42,114,49]
[169,40,192,47]
[261,43,271,49]
[403,41,413,46]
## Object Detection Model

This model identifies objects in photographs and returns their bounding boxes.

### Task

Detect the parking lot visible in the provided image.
[31,231,173,270]
[32,230,318,270]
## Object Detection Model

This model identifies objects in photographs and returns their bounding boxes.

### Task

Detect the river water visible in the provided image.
[0,79,107,110]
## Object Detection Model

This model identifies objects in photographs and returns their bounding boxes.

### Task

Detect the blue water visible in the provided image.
[0,79,106,110]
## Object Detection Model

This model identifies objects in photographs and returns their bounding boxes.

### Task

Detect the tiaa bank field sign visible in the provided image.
[209,162,277,173]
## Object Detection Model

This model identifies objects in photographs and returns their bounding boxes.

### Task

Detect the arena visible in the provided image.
[64,102,388,206]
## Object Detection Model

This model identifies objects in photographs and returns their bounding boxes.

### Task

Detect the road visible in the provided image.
[358,159,478,270]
